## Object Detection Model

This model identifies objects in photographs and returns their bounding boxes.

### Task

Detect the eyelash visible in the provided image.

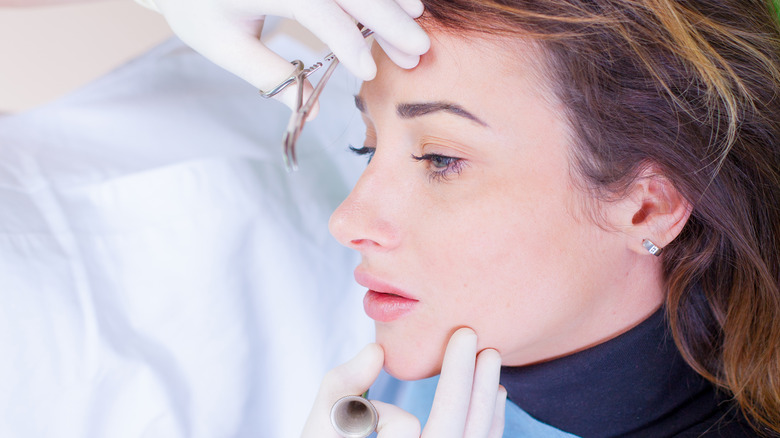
[348,145,465,182]
[349,145,375,163]
[411,153,465,182]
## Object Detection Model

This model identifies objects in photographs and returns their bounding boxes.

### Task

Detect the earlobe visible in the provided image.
[619,168,693,256]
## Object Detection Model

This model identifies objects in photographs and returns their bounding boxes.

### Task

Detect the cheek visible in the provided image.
[419,186,598,356]
[427,185,573,289]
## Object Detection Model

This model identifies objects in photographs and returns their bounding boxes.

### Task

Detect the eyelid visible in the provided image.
[419,136,474,159]
[363,125,378,145]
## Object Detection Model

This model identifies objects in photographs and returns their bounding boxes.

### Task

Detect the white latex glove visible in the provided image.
[139,0,430,111]
[301,328,507,438]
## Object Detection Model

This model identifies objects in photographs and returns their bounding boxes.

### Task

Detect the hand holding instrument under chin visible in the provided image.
[301,328,506,438]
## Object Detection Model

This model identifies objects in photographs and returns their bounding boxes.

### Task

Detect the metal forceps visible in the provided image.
[260,27,374,171]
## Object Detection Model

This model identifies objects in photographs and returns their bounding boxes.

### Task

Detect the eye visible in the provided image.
[428,155,458,169]
[411,153,466,182]
[349,145,376,164]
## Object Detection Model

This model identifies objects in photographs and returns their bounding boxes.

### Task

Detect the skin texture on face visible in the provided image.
[329,30,666,380]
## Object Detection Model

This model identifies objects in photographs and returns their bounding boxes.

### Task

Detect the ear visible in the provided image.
[611,166,693,256]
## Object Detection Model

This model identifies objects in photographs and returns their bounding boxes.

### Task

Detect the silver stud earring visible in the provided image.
[642,239,662,256]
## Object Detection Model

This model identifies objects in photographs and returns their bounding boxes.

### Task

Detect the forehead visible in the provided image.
[360,29,554,123]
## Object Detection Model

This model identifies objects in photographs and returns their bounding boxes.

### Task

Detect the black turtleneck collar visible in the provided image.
[500,307,758,437]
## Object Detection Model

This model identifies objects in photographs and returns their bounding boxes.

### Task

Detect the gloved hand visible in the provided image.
[137,0,430,111]
[301,328,507,437]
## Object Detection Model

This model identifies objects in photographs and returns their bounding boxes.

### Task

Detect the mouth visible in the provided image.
[355,270,419,322]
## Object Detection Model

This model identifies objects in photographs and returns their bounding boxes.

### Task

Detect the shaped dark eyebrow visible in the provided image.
[354,95,488,127]
[397,102,488,127]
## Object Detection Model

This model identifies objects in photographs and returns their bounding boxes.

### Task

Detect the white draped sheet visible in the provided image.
[0,34,373,437]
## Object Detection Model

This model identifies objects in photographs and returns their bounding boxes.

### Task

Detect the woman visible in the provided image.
[302,0,780,436]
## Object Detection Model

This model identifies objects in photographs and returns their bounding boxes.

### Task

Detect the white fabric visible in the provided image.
[0,34,372,437]
[134,0,161,12]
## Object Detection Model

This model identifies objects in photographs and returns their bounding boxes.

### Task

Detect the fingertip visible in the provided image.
[397,19,431,55]
[358,343,385,368]
[375,36,423,71]
[410,29,431,55]
[341,49,377,81]
[347,343,385,371]
[399,0,425,18]
[477,348,503,372]
[449,327,478,352]
[398,54,422,70]
[453,326,477,339]
[324,343,385,394]
[412,2,425,18]
[359,50,378,80]
[478,348,502,360]
[365,342,385,357]
[393,24,431,56]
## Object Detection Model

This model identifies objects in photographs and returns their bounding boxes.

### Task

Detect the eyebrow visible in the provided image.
[354,95,488,127]
[354,95,367,113]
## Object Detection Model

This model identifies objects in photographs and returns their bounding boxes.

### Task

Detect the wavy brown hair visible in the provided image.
[419,0,780,434]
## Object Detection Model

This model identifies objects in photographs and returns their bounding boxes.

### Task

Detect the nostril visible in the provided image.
[350,238,376,247]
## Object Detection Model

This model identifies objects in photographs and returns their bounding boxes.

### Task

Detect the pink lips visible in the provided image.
[355,270,418,322]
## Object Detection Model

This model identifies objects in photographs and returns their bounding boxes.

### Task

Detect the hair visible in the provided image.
[419,0,780,434]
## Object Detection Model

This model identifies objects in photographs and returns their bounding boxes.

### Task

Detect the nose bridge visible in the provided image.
[329,159,403,251]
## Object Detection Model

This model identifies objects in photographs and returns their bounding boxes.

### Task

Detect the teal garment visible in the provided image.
[370,372,579,438]
[503,400,580,437]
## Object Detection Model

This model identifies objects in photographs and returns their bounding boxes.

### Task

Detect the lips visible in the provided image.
[355,270,418,322]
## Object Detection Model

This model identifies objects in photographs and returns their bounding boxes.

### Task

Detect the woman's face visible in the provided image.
[329,30,661,380]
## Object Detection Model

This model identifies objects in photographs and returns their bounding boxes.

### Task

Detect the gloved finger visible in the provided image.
[320,343,384,403]
[422,327,478,437]
[300,343,384,438]
[463,349,502,437]
[181,18,316,112]
[220,37,316,112]
[338,0,430,56]
[293,0,377,80]
[487,386,508,438]
[372,400,422,438]
[391,0,425,18]
[375,35,422,69]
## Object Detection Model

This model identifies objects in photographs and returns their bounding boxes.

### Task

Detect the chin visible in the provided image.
[383,353,441,381]
[376,335,444,381]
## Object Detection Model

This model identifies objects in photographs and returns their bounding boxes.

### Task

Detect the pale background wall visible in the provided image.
[0,0,173,113]
[0,0,324,114]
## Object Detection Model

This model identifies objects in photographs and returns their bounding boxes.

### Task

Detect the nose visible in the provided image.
[329,163,402,252]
